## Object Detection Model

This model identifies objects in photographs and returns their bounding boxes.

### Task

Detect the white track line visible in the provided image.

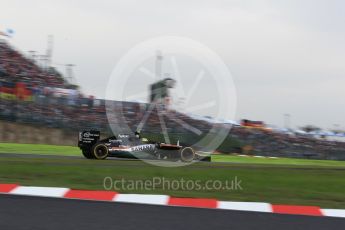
[322,209,345,218]
[10,186,69,198]
[114,194,169,205]
[218,201,272,213]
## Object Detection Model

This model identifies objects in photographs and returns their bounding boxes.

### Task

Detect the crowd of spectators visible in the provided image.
[230,126,345,160]
[0,40,106,131]
[0,99,107,131]
[3,96,345,159]
[0,41,67,89]
[1,40,345,160]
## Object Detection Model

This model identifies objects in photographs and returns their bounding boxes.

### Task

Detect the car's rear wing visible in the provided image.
[78,130,101,149]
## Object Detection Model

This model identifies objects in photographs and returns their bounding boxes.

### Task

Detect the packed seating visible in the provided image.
[230,126,345,160]
[1,40,345,160]
[0,41,67,88]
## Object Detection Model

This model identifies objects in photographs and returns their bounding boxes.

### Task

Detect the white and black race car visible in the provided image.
[78,130,209,162]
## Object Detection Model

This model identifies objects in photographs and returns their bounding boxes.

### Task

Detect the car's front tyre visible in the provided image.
[180,147,195,163]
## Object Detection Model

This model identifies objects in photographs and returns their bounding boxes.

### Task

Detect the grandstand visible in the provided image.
[1,40,345,160]
[0,41,68,89]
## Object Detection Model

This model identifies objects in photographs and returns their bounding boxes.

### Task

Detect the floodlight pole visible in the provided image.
[284,113,291,130]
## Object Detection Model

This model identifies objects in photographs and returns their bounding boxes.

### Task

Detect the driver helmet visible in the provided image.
[135,130,141,139]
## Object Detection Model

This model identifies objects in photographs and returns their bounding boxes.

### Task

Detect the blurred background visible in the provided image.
[1,0,345,160]
[1,37,345,159]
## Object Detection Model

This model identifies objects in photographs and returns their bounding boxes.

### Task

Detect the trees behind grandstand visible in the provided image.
[300,125,322,133]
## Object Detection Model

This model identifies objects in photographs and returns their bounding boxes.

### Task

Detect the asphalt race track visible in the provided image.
[0,194,344,230]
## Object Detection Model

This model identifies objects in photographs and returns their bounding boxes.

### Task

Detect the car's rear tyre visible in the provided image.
[180,147,195,163]
[92,143,109,159]
[81,149,94,159]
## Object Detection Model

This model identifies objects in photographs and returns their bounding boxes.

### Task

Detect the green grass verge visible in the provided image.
[1,143,345,167]
[0,143,80,156]
[212,154,345,167]
[0,143,345,208]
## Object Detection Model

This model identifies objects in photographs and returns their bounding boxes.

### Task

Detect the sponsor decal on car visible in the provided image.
[130,144,155,152]
[83,132,92,138]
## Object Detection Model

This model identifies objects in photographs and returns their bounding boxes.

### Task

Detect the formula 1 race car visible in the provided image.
[78,130,209,162]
